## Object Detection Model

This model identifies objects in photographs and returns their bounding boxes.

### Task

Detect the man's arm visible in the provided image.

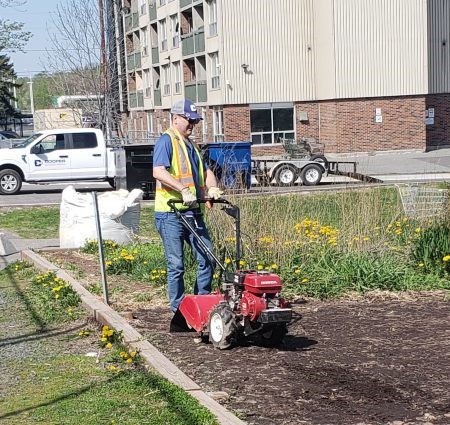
[153,165,186,192]
[205,168,219,190]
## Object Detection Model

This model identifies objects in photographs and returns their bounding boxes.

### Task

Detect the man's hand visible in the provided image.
[181,187,198,207]
[207,186,224,200]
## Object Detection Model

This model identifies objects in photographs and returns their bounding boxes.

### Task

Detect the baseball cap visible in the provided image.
[170,99,203,120]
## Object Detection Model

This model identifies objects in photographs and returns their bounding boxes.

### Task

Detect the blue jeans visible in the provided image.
[155,212,215,312]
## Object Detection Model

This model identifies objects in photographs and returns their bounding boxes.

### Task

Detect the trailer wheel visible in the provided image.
[310,154,329,169]
[274,164,298,186]
[208,303,237,350]
[300,164,323,186]
[0,169,22,195]
[258,324,287,347]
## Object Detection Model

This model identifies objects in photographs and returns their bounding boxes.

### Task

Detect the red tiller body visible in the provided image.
[239,270,283,295]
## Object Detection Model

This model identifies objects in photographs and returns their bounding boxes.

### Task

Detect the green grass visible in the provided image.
[0,205,157,239]
[0,264,219,425]
[0,206,60,238]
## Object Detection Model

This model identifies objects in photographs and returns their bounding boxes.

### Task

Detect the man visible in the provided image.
[153,99,223,313]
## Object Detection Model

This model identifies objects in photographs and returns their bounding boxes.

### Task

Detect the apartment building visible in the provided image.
[117,0,450,154]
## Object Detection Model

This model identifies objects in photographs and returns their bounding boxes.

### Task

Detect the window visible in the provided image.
[173,61,181,94]
[213,106,224,142]
[159,19,167,51]
[39,134,65,152]
[210,52,220,89]
[208,0,217,36]
[139,0,147,15]
[250,103,294,144]
[143,68,152,97]
[162,64,171,96]
[147,112,154,133]
[159,0,166,5]
[141,27,149,56]
[72,133,98,149]
[170,14,179,48]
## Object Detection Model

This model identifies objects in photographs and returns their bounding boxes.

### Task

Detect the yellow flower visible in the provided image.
[418,262,424,267]
[224,258,232,264]
[443,255,450,262]
[257,264,264,270]
[106,342,113,349]
[126,358,133,364]
[271,264,278,270]
[301,278,309,283]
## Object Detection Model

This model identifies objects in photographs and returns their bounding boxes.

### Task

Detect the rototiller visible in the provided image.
[168,198,292,349]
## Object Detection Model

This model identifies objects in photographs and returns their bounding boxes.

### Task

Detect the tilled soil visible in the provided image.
[41,250,450,425]
[132,296,450,425]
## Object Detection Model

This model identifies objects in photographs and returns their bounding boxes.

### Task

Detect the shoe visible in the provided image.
[193,336,203,344]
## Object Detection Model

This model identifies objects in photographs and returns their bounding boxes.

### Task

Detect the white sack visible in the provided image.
[59,185,143,248]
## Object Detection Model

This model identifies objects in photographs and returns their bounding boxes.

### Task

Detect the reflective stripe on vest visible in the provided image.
[155,128,205,212]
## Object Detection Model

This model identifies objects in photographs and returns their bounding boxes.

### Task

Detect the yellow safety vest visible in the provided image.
[155,128,206,212]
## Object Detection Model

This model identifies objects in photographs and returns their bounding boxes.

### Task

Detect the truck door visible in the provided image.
[27,133,71,180]
[68,132,106,178]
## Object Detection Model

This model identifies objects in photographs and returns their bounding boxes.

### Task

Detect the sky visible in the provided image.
[2,0,62,77]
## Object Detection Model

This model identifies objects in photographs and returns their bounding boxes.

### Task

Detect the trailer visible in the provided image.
[251,137,381,186]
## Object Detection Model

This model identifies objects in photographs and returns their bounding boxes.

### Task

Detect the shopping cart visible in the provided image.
[397,183,449,219]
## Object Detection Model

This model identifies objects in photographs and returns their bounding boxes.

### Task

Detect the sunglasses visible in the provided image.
[179,115,200,125]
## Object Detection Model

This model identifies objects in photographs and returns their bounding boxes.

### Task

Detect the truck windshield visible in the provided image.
[11,133,43,148]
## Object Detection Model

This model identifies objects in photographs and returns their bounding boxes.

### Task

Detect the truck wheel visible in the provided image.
[274,164,298,186]
[310,154,329,169]
[257,324,287,348]
[0,169,22,195]
[300,164,323,186]
[208,303,237,350]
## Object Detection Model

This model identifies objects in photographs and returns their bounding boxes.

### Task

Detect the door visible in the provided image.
[27,133,72,180]
[68,132,106,178]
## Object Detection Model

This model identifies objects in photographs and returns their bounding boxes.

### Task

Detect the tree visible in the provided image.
[44,0,123,137]
[0,54,20,126]
[0,0,32,126]
[0,0,32,51]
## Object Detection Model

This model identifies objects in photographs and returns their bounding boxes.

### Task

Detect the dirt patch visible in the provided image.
[40,249,450,425]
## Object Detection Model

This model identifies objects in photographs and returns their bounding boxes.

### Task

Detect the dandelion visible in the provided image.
[418,262,425,267]
[301,278,309,283]
[224,258,232,265]
[443,255,450,262]
[106,342,113,349]
[257,264,264,270]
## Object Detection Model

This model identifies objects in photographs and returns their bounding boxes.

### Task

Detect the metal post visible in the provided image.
[27,77,34,115]
[91,191,109,305]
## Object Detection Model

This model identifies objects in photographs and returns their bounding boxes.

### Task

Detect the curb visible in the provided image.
[20,249,246,425]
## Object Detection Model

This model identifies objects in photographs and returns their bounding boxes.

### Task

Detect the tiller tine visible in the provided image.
[169,309,192,332]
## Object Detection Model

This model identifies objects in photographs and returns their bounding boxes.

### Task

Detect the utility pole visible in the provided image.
[98,0,110,138]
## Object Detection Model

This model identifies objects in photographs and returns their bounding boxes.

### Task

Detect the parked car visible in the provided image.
[0,130,21,139]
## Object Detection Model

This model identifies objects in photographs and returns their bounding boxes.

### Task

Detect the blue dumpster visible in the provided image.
[203,142,252,189]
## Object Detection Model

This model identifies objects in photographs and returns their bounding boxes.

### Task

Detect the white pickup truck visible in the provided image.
[0,128,117,195]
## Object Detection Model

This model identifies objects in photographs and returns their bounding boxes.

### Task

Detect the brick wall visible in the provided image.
[297,97,427,154]
[223,105,250,141]
[123,94,450,153]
